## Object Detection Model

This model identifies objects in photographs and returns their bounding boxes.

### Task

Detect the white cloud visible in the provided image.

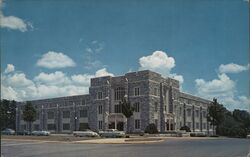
[139,50,184,84]
[0,0,33,32]
[195,73,249,111]
[34,71,71,85]
[170,73,184,84]
[71,74,93,86]
[139,51,175,75]
[4,64,15,73]
[195,73,235,95]
[219,63,249,74]
[36,51,76,69]
[95,68,114,77]
[1,65,114,101]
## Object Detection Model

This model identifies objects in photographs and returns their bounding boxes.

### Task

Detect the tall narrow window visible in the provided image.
[98,121,103,130]
[134,102,140,112]
[135,119,140,129]
[114,104,122,113]
[114,87,125,100]
[134,87,140,96]
[98,105,103,114]
[154,88,158,96]
[97,92,103,100]
[154,102,158,112]
[63,111,70,118]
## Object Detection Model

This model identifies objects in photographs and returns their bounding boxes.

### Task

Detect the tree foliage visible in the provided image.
[208,98,250,138]
[180,125,191,132]
[0,99,16,130]
[120,99,134,118]
[145,123,158,134]
[23,101,36,131]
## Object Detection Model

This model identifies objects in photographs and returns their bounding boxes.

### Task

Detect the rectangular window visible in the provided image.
[63,111,70,118]
[114,104,122,113]
[196,110,199,118]
[187,122,191,128]
[97,92,103,100]
[154,88,158,96]
[155,119,158,128]
[203,123,207,129]
[47,124,55,130]
[135,119,140,129]
[47,111,54,119]
[179,107,182,116]
[98,105,103,114]
[63,123,70,130]
[98,121,103,130]
[79,123,89,130]
[154,102,158,112]
[134,102,140,112]
[164,105,167,112]
[196,122,199,129]
[80,109,88,118]
[134,87,140,96]
[187,109,191,117]
[203,111,207,118]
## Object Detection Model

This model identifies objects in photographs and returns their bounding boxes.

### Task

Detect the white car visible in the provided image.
[73,130,99,137]
[247,135,250,139]
[99,129,125,138]
[32,130,50,136]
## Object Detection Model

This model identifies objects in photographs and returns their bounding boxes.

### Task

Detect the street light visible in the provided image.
[57,104,59,133]
[42,105,44,130]
[73,103,77,131]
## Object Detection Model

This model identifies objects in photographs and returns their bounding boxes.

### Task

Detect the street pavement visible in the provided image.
[1,138,250,157]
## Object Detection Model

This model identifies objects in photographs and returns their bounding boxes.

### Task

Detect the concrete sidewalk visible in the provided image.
[75,137,164,144]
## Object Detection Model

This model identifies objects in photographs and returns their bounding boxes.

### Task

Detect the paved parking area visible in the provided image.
[1,138,250,157]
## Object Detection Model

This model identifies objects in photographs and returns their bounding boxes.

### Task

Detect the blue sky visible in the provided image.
[1,0,249,111]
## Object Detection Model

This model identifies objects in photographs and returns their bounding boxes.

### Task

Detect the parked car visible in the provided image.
[73,130,99,137]
[32,130,50,136]
[99,129,125,138]
[17,130,31,135]
[1,128,15,135]
[247,135,250,139]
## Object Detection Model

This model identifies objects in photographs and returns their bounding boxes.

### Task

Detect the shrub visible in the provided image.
[180,126,191,132]
[144,123,158,134]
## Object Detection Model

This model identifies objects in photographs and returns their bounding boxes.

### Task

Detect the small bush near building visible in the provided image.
[180,126,191,132]
[144,123,158,134]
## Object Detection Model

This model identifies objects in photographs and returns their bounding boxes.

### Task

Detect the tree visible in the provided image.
[180,125,191,132]
[0,99,17,130]
[145,123,158,134]
[120,98,134,133]
[23,101,36,132]
[207,98,226,135]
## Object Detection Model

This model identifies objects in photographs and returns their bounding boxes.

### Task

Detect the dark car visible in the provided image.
[1,128,15,135]
[17,130,31,135]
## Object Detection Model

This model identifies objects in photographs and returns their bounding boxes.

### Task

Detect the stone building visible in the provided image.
[16,70,212,133]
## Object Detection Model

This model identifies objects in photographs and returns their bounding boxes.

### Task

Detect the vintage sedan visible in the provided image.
[32,130,50,136]
[73,130,99,137]
[1,128,15,135]
[99,129,125,138]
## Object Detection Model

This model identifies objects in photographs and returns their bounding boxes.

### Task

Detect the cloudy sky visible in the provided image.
[1,0,249,111]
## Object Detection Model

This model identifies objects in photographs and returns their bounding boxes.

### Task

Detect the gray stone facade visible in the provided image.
[16,70,213,133]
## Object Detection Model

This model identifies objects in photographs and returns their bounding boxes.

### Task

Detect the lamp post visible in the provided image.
[42,105,44,130]
[73,103,77,131]
[57,104,59,133]
[15,107,18,133]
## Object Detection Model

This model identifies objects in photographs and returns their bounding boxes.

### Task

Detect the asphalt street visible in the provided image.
[1,138,250,157]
